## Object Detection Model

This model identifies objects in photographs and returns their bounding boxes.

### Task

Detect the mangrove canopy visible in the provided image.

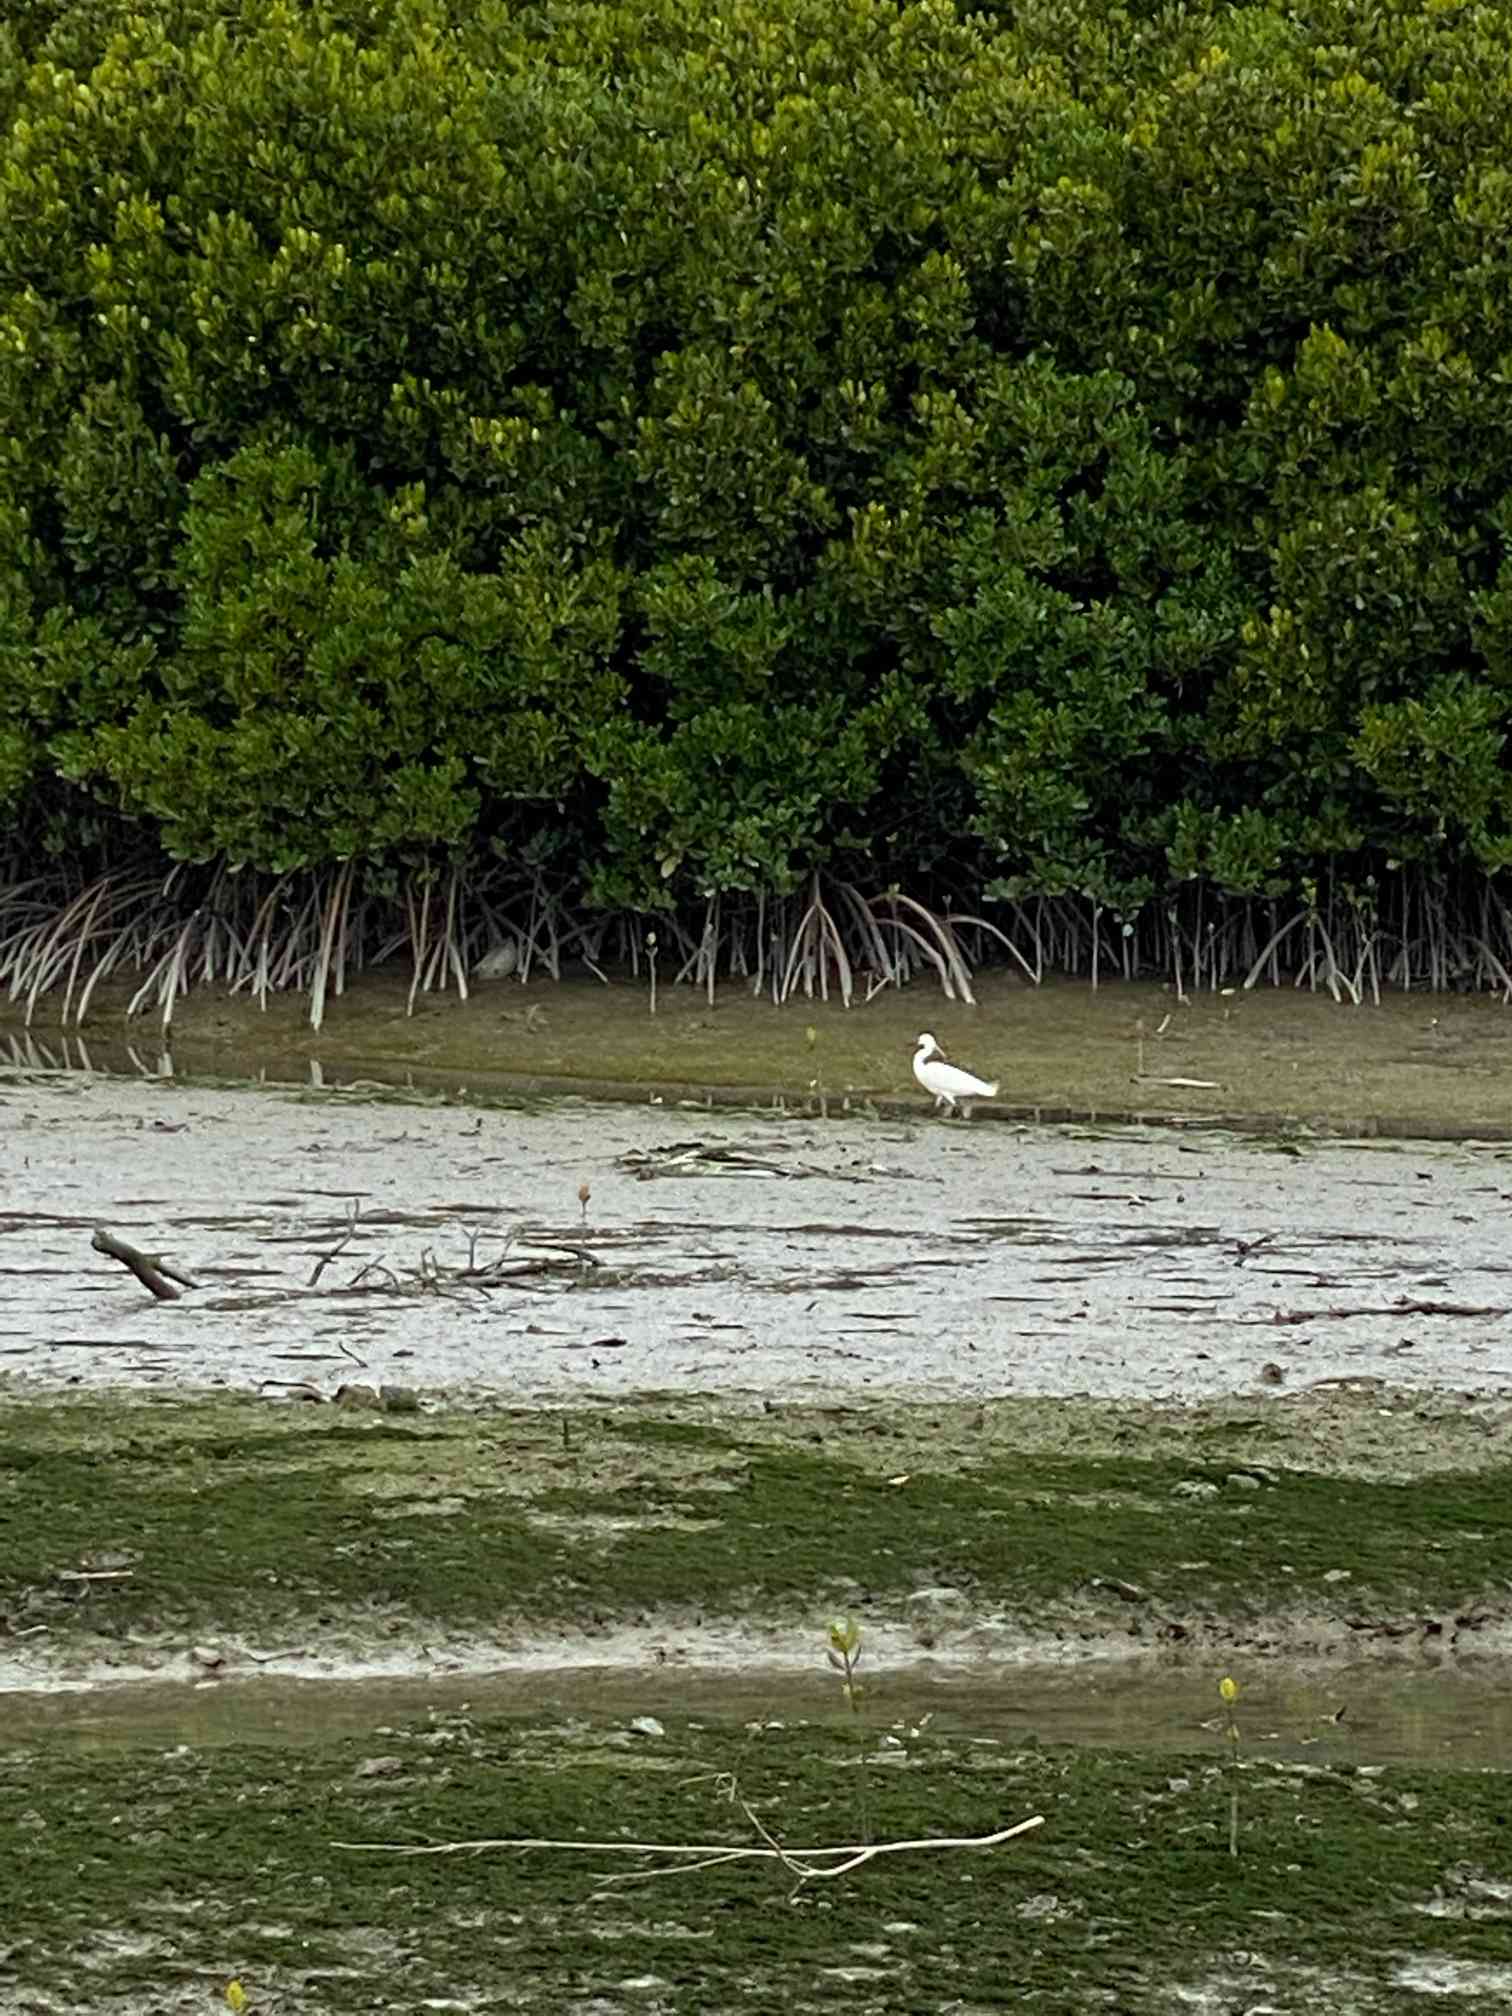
[4,0,1512,1013]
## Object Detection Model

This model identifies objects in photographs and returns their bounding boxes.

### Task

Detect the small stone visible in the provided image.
[1166,1776,1192,1794]
[1094,1575,1148,1602]
[474,940,519,979]
[379,1384,420,1413]
[628,1716,665,1739]
[1225,1471,1262,1491]
[1259,1362,1286,1384]
[1323,1568,1352,1584]
[1172,1480,1220,1501]
[189,1644,224,1671]
[355,1756,406,1778]
[334,1382,382,1410]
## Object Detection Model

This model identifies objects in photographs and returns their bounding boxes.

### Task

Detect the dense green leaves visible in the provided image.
[4,0,1512,915]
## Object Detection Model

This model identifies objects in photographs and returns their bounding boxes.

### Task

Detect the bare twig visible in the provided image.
[308,1199,362,1287]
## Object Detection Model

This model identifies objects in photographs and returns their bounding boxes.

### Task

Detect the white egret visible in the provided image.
[912,1032,998,1116]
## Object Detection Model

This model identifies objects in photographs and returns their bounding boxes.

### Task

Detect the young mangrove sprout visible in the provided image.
[828,1614,871,1846]
[1219,1674,1243,1859]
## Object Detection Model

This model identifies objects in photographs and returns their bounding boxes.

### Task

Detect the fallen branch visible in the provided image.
[1263,1297,1509,1326]
[618,1141,860,1182]
[195,1232,599,1316]
[91,1226,197,1302]
[1135,1076,1222,1090]
[334,1813,1044,1890]
[459,1246,597,1283]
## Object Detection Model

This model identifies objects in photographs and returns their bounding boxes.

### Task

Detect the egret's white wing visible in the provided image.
[920,1059,998,1099]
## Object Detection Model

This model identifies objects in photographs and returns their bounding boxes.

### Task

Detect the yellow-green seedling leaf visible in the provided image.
[828,1616,861,1660]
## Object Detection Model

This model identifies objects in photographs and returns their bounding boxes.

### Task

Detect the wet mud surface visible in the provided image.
[7,1653,1511,1769]
[3,1071,1512,1402]
[11,960,1512,1139]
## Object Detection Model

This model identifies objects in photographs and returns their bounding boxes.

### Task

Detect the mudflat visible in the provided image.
[3,987,1511,2013]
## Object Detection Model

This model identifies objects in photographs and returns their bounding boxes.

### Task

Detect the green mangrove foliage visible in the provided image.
[4,0,1512,993]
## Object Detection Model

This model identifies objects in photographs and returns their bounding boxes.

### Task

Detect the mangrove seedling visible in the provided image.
[828,1614,871,1845]
[1219,1674,1242,1858]
[806,1023,827,1117]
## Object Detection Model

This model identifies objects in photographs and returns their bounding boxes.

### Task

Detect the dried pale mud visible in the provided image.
[2,1069,1511,1403]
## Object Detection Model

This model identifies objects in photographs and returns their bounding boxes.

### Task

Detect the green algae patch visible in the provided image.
[2,1707,1509,2014]
[3,1393,1510,1667]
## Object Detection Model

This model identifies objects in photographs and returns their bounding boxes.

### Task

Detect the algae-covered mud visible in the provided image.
[4,1074,1512,1401]
[3,1390,1511,1690]
[5,1384,1510,2010]
[3,1702,1510,2014]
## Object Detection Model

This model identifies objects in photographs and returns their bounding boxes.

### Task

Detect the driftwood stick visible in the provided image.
[91,1226,197,1302]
